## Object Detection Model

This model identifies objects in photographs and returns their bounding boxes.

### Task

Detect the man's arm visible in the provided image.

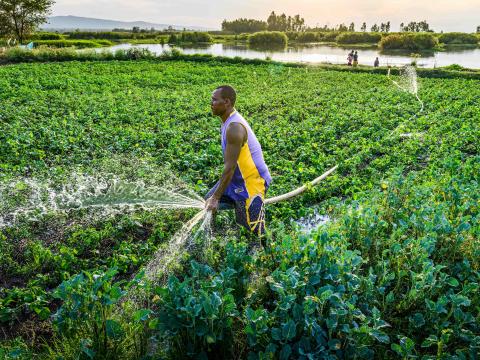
[205,123,246,211]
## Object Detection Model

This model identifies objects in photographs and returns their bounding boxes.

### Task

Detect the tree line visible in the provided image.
[222,11,305,33]
[222,14,440,34]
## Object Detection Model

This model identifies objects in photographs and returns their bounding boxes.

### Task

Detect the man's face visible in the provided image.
[211,89,227,116]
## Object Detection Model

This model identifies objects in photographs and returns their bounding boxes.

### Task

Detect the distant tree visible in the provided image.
[265,11,304,32]
[371,24,379,32]
[222,18,267,33]
[402,20,432,32]
[361,22,367,32]
[418,20,431,32]
[150,27,155,32]
[348,22,355,32]
[292,14,305,31]
[267,11,278,30]
[380,23,385,32]
[400,22,404,31]
[132,26,140,33]
[337,23,348,32]
[0,0,54,43]
[477,25,480,33]
[386,21,391,33]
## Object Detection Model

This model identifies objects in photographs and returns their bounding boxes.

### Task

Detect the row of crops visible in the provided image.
[0,59,479,358]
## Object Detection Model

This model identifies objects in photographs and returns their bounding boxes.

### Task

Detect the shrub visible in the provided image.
[52,268,133,359]
[335,32,382,44]
[294,32,319,43]
[438,32,478,45]
[28,32,65,40]
[248,31,288,47]
[380,33,438,50]
[67,31,129,40]
[317,31,341,42]
[151,261,240,358]
[285,31,298,41]
[32,40,112,48]
[168,32,213,44]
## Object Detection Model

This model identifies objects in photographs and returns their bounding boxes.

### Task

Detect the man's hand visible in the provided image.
[205,196,219,212]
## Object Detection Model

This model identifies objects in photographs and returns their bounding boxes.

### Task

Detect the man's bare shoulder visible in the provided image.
[226,122,247,144]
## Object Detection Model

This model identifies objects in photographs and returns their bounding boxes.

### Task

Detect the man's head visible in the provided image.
[211,85,236,117]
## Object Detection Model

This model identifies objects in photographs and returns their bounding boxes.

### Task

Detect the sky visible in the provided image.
[51,0,479,33]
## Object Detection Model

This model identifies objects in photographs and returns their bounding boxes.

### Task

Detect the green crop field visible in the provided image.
[0,59,479,359]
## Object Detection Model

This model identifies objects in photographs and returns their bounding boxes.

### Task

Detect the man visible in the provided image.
[353,51,359,67]
[205,85,272,236]
[374,57,380,67]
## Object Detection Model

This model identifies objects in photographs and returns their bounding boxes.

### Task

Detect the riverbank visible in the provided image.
[1,47,479,79]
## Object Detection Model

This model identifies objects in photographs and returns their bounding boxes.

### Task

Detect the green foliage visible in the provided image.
[32,39,113,48]
[150,259,244,358]
[52,267,146,359]
[438,32,479,45]
[222,18,268,34]
[335,32,382,44]
[380,33,438,50]
[168,31,213,44]
[67,31,128,40]
[293,32,318,43]
[0,0,54,43]
[317,31,341,42]
[0,59,479,357]
[248,31,288,48]
[28,32,65,40]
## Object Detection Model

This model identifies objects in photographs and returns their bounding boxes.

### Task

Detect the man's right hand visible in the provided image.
[205,196,219,212]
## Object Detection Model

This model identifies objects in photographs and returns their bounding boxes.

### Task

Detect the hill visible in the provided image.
[42,15,211,31]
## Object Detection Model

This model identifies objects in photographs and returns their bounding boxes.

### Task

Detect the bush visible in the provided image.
[336,32,382,44]
[33,40,112,48]
[315,31,340,42]
[67,31,129,40]
[248,31,288,47]
[380,33,438,50]
[294,32,319,43]
[52,268,149,359]
[168,32,213,44]
[151,261,241,358]
[438,32,478,45]
[28,32,65,40]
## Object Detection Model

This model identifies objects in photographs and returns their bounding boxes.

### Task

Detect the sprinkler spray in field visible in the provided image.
[387,65,425,137]
[0,174,205,229]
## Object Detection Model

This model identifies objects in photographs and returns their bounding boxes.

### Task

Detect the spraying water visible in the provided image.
[142,209,212,282]
[0,173,204,229]
[387,65,425,137]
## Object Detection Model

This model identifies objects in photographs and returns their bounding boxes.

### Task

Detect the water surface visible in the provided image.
[103,43,480,69]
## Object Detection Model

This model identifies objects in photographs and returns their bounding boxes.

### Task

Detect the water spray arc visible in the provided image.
[387,66,425,137]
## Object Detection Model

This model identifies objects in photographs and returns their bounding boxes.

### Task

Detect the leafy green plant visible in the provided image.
[52,268,136,359]
[150,261,240,358]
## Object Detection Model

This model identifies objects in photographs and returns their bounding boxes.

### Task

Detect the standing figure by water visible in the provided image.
[347,50,354,66]
[205,85,272,237]
[374,57,380,67]
[353,51,359,67]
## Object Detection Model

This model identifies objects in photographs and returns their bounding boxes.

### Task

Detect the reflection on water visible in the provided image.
[102,43,480,69]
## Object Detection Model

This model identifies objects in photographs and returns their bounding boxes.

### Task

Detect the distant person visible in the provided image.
[205,85,272,237]
[353,51,359,67]
[374,57,380,67]
[347,50,353,66]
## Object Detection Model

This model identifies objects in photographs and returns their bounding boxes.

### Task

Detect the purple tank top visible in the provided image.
[221,111,272,201]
